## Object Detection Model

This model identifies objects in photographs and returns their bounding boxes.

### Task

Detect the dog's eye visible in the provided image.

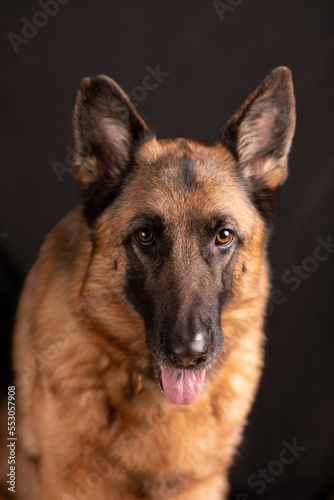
[135,228,155,245]
[215,229,234,246]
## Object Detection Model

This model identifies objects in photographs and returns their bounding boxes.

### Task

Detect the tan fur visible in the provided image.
[13,147,267,499]
[12,69,295,500]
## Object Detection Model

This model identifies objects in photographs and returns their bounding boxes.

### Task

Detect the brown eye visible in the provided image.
[215,229,234,246]
[135,228,155,245]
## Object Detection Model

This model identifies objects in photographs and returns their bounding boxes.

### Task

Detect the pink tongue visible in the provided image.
[161,367,205,405]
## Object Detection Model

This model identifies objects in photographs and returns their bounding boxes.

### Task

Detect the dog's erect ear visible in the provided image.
[219,67,296,191]
[72,75,151,188]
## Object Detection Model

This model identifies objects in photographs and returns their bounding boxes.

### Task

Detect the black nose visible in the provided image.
[166,334,209,368]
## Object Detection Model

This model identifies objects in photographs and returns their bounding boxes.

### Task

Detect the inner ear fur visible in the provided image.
[72,75,151,189]
[219,67,296,191]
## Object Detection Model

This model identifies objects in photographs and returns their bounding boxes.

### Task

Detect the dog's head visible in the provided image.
[72,69,295,405]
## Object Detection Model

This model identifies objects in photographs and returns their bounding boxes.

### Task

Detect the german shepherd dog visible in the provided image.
[13,67,295,499]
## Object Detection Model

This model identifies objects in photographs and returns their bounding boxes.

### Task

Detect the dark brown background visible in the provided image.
[1,1,334,498]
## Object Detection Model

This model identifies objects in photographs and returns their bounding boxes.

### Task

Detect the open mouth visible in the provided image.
[158,366,206,405]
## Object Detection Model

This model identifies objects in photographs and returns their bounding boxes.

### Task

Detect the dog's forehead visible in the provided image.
[138,137,230,177]
[136,138,233,191]
[130,137,255,220]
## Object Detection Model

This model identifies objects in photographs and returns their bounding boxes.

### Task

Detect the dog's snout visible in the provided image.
[167,333,209,368]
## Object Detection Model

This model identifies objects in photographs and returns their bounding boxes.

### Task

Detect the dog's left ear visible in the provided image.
[219,67,296,191]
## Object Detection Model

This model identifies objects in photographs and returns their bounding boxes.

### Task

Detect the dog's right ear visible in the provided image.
[72,75,151,189]
[218,67,296,192]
